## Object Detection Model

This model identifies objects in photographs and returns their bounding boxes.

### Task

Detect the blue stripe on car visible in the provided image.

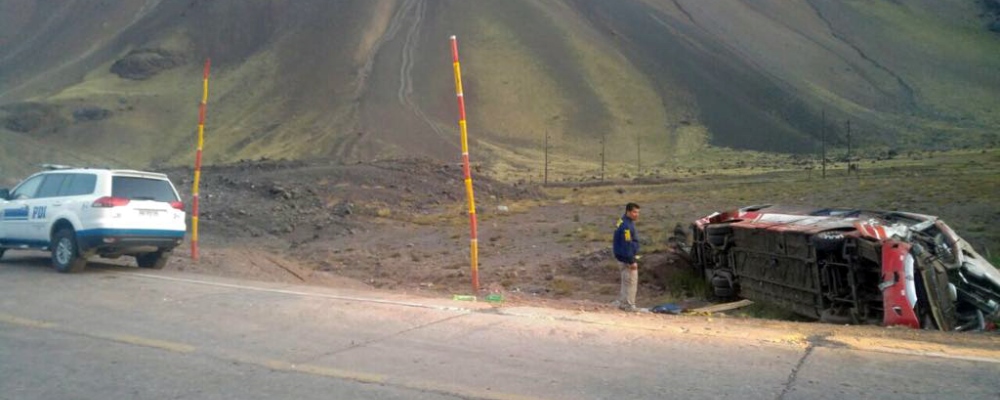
[0,238,50,247]
[3,206,29,220]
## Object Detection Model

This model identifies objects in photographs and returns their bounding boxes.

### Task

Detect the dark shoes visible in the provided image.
[613,300,648,313]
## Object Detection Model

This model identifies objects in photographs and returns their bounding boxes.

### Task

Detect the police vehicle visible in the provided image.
[0,166,186,272]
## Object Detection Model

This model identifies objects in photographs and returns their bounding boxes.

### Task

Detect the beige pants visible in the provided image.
[618,262,638,308]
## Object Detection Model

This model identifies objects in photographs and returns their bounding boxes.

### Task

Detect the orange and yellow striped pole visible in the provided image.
[191,58,210,261]
[450,36,479,293]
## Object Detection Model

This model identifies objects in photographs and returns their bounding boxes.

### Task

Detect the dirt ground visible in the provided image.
[155,158,702,313]
[148,155,997,346]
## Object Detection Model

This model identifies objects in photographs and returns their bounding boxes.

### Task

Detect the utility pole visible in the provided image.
[821,110,827,179]
[846,120,852,176]
[544,130,550,186]
[636,131,641,178]
[600,133,606,182]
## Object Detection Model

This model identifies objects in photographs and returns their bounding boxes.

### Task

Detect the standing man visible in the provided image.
[613,202,641,311]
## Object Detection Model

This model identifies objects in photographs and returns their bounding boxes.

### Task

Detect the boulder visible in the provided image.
[110,48,186,80]
[72,106,112,122]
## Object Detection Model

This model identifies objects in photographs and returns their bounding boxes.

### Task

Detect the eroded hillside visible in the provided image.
[1,0,998,178]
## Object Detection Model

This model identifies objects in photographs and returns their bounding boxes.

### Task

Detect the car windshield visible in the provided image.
[111,176,178,202]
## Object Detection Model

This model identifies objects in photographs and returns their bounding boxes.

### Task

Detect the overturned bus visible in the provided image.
[690,205,1000,332]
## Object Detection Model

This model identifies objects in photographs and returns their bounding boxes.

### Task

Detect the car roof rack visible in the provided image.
[41,164,75,170]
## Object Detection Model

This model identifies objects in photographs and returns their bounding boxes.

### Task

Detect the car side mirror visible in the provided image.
[0,188,8,200]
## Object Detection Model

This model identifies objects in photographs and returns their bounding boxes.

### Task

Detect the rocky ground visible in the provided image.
[159,158,698,312]
[7,150,1000,356]
[5,151,998,338]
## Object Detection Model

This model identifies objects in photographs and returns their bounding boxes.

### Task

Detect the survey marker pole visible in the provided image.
[191,58,211,262]
[450,36,480,293]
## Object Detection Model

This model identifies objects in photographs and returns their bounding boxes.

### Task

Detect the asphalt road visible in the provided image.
[1,253,998,400]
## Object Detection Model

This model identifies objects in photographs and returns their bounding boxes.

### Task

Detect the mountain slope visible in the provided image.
[0,0,997,178]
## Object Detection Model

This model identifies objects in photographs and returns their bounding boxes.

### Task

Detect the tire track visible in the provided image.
[649,5,795,145]
[670,0,696,25]
[737,2,904,105]
[650,4,777,81]
[354,0,445,147]
[805,0,917,110]
[353,0,417,98]
[668,0,914,117]
[126,0,164,31]
[398,0,449,139]
[397,0,423,105]
[345,0,416,159]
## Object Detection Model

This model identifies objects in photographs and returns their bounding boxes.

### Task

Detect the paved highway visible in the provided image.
[1,253,997,399]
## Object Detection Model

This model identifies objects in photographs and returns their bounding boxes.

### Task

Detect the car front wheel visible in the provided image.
[52,229,87,273]
[137,251,170,269]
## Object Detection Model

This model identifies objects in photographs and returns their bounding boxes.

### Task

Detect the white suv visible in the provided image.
[0,167,186,272]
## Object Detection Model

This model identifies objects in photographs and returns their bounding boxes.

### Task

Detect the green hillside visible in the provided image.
[0,0,997,179]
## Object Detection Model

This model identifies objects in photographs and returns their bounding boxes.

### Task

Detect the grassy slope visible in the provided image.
[0,131,110,185]
[459,1,607,153]
[813,0,1000,147]
[543,148,1000,260]
[0,0,997,173]
[455,0,688,169]
[0,1,153,101]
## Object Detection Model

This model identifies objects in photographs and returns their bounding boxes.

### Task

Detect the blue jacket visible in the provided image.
[613,214,639,264]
